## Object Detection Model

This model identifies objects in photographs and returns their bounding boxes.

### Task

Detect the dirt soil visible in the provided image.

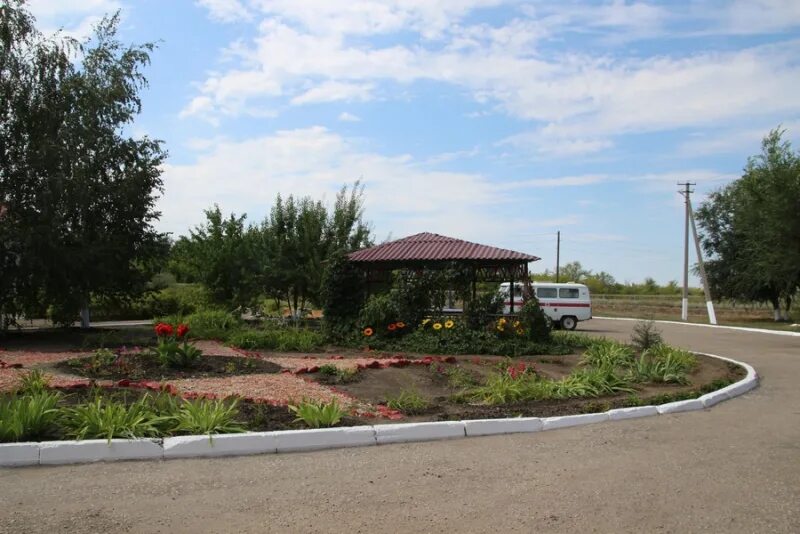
[52,353,282,381]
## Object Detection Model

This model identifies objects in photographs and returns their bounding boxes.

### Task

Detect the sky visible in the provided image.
[27,0,800,284]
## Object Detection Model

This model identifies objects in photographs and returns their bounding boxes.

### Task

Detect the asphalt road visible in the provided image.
[1,318,798,534]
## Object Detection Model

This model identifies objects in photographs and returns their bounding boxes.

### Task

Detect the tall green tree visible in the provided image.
[696,127,800,320]
[1,2,167,329]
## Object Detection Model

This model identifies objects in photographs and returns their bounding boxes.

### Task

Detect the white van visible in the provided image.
[499,282,592,330]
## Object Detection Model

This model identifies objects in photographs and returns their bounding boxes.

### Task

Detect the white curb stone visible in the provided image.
[375,421,465,445]
[463,417,543,437]
[163,433,278,459]
[39,439,163,465]
[699,389,730,408]
[542,412,609,431]
[274,427,376,453]
[607,405,659,421]
[0,442,39,467]
[656,398,705,415]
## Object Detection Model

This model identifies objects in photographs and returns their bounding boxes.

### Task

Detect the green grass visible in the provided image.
[385,388,429,414]
[227,327,325,352]
[0,392,62,442]
[580,339,635,369]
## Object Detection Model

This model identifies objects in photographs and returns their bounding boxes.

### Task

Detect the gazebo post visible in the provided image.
[509,265,515,315]
[471,265,476,302]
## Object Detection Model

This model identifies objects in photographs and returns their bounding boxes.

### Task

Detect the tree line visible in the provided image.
[530,262,701,296]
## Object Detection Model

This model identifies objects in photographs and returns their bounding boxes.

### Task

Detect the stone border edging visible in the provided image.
[0,352,759,467]
[594,316,800,337]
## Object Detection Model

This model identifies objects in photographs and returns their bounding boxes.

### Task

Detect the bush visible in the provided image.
[183,310,242,340]
[358,293,400,335]
[630,320,663,351]
[463,292,503,330]
[288,398,345,428]
[0,392,62,442]
[517,298,552,342]
[92,284,212,321]
[321,251,366,340]
[227,327,325,352]
[385,388,429,414]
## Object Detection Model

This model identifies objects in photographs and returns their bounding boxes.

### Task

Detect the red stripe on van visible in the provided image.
[540,302,590,308]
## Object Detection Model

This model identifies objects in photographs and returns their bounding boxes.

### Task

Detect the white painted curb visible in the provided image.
[0,442,39,467]
[0,352,760,467]
[464,417,543,437]
[375,421,465,445]
[543,412,609,430]
[163,432,277,459]
[274,426,376,452]
[656,398,705,415]
[607,405,659,420]
[39,439,163,465]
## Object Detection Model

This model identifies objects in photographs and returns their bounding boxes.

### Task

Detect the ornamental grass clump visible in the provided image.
[171,398,245,435]
[386,388,429,414]
[0,391,62,442]
[581,339,635,369]
[17,369,50,395]
[288,398,345,428]
[62,397,163,442]
[629,344,698,384]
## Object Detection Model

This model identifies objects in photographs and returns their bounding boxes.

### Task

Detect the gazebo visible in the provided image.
[346,232,540,313]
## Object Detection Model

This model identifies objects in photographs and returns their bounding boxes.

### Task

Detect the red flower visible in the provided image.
[154,323,174,337]
[176,324,189,338]
[387,323,398,331]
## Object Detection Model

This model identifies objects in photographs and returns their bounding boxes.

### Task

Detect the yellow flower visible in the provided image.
[433,322,443,330]
[513,321,520,328]
[444,320,454,329]
[496,324,505,332]
[422,319,431,326]
[498,318,507,324]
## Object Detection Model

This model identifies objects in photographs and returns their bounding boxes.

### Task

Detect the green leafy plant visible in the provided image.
[385,388,429,414]
[288,398,345,428]
[171,398,245,435]
[182,310,242,340]
[629,345,697,384]
[316,364,359,384]
[17,369,51,395]
[0,392,62,442]
[630,320,664,351]
[516,298,552,342]
[62,397,163,442]
[463,291,503,330]
[152,322,204,368]
[581,339,635,369]
[444,366,477,389]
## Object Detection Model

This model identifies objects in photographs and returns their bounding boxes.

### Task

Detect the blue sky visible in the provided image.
[29,0,800,284]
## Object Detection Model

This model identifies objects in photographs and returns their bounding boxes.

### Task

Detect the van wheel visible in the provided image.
[560,316,577,331]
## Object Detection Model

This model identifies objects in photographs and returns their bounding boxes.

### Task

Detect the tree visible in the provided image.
[696,127,800,321]
[559,261,590,282]
[1,2,167,329]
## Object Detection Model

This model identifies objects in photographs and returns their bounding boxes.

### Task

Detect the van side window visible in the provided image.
[537,288,557,298]
[559,288,580,299]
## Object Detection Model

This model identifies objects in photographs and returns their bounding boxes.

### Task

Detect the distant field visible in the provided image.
[592,294,799,331]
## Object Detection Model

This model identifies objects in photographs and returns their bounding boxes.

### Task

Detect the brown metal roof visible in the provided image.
[347,232,540,263]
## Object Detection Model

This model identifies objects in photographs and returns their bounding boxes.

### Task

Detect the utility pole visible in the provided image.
[688,197,718,325]
[678,183,694,321]
[555,230,561,283]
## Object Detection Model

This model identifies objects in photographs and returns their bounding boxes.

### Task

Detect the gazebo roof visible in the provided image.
[347,232,540,263]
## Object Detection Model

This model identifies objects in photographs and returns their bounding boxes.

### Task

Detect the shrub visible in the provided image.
[385,388,429,414]
[316,364,359,384]
[358,293,400,336]
[463,292,504,330]
[321,251,366,340]
[630,320,663,351]
[288,398,345,428]
[182,310,242,340]
[0,392,62,442]
[17,369,50,395]
[581,339,635,369]
[171,398,244,435]
[227,327,325,352]
[517,298,552,342]
[62,397,163,442]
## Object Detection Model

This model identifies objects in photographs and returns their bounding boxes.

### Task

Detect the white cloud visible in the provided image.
[158,127,506,241]
[27,0,120,39]
[337,112,361,122]
[290,81,374,105]
[196,0,252,22]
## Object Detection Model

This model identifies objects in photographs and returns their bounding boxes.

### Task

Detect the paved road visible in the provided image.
[1,319,798,533]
